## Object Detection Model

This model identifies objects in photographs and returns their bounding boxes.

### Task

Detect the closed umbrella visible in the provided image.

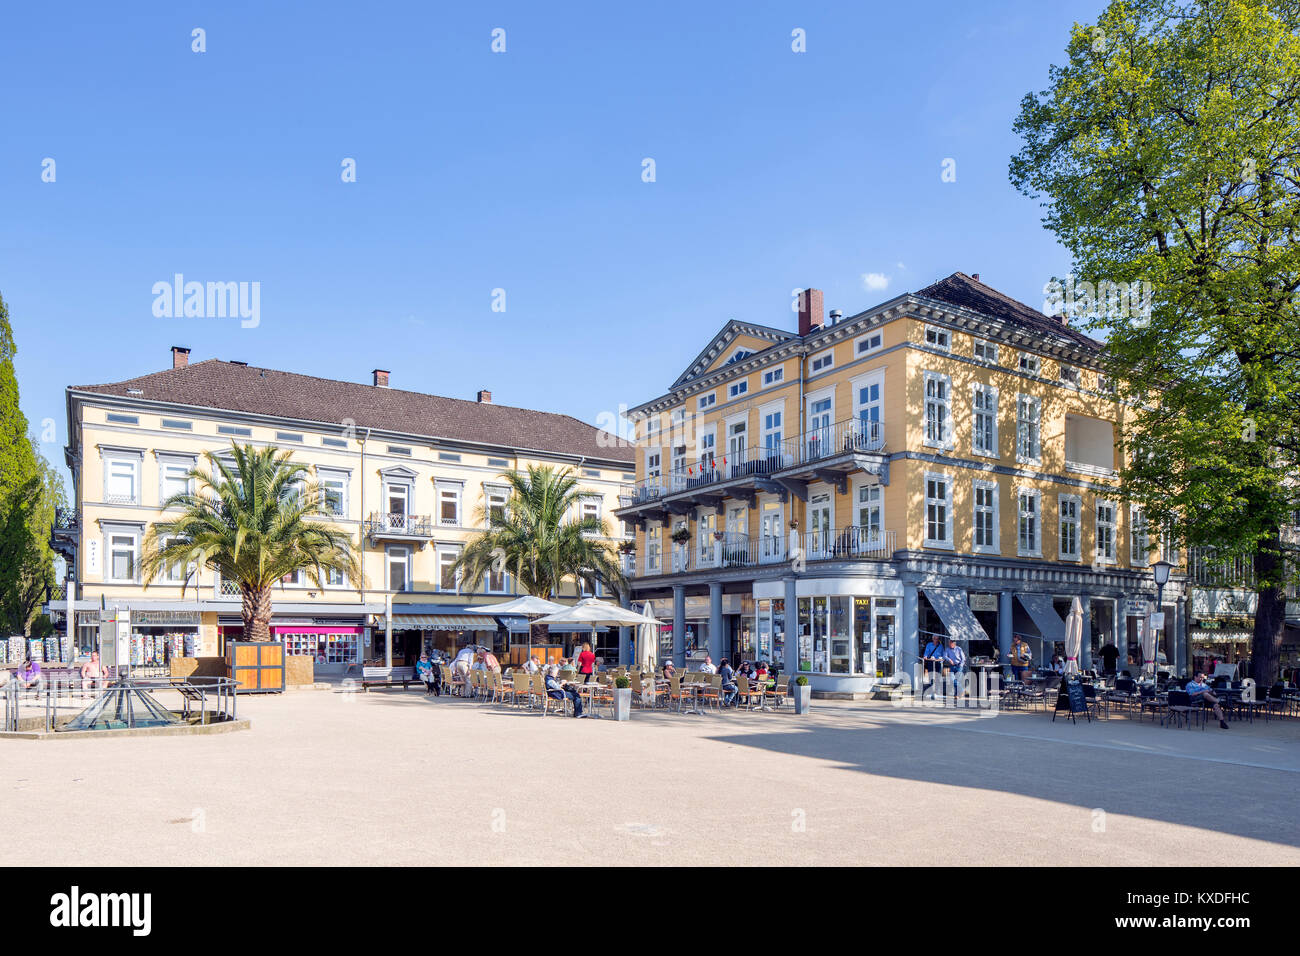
[1141,613,1158,679]
[635,601,661,672]
[1064,596,1083,676]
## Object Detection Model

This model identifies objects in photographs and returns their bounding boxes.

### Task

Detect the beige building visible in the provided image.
[48,348,634,673]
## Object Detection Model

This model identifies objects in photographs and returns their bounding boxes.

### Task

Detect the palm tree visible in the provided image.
[455,465,626,601]
[141,443,364,641]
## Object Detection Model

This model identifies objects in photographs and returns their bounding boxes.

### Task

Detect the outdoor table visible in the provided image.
[678,682,706,715]
[572,681,607,719]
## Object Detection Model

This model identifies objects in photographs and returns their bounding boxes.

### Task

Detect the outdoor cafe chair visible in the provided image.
[510,673,532,710]
[1165,690,1203,730]
[1106,677,1139,717]
[1082,682,1107,720]
[668,675,684,712]
[699,674,722,710]
[736,675,763,711]
[768,675,789,709]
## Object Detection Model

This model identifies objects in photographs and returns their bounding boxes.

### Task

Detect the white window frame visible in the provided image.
[103,451,141,505]
[856,331,883,356]
[484,483,509,528]
[728,379,749,399]
[697,392,716,411]
[437,546,462,593]
[971,384,999,458]
[972,479,999,555]
[436,480,463,527]
[1019,352,1041,376]
[157,455,194,507]
[1015,393,1042,464]
[923,472,953,549]
[762,366,784,387]
[923,372,953,450]
[1095,499,1118,565]
[386,546,412,592]
[1130,505,1150,567]
[696,424,717,468]
[1017,487,1042,558]
[159,535,189,584]
[318,468,349,518]
[760,402,784,455]
[809,349,834,374]
[1060,363,1080,387]
[646,527,662,574]
[924,325,951,351]
[105,529,141,583]
[973,339,999,363]
[1058,494,1082,561]
[579,494,602,536]
[855,481,883,542]
[643,416,661,444]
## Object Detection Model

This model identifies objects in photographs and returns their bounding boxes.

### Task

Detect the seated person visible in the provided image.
[80,651,107,690]
[11,657,42,692]
[717,658,738,707]
[661,660,676,680]
[544,665,584,718]
[415,654,439,695]
[1185,673,1229,729]
[523,656,541,674]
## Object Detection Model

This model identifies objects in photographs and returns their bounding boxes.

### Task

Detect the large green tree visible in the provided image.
[141,444,363,641]
[1011,0,1300,684]
[455,464,626,601]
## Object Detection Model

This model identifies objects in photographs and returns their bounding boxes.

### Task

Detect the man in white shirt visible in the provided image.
[699,656,717,675]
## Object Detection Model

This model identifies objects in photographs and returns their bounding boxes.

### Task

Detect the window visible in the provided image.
[697,429,716,469]
[1015,394,1041,463]
[924,474,952,548]
[218,425,252,437]
[973,339,999,363]
[925,325,950,351]
[972,385,999,457]
[1059,494,1081,560]
[276,431,304,443]
[437,482,462,526]
[810,350,834,373]
[579,495,601,532]
[321,473,348,516]
[646,532,661,573]
[1097,374,1115,395]
[1065,414,1115,475]
[1017,489,1042,557]
[646,450,661,479]
[1130,506,1150,567]
[855,371,883,445]
[1060,364,1080,387]
[159,459,192,505]
[763,367,784,387]
[857,332,883,356]
[923,373,952,448]
[104,455,139,504]
[1096,500,1117,564]
[438,452,461,462]
[643,417,661,443]
[387,446,412,456]
[762,408,783,453]
[485,485,508,525]
[107,532,139,582]
[1161,529,1180,565]
[1019,353,1041,375]
[973,481,999,554]
[322,437,348,448]
[582,468,600,478]
[857,484,882,538]
[160,537,187,583]
[161,419,192,430]
[728,379,749,399]
[106,413,139,425]
[725,349,753,365]
[324,567,345,588]
[488,457,509,467]
[698,392,716,410]
[486,563,507,593]
[438,549,460,592]
[387,547,411,592]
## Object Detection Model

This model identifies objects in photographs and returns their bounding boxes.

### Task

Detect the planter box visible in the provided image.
[793,683,812,714]
[612,687,632,721]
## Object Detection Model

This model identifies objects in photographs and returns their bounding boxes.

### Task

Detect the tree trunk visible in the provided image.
[241,583,274,642]
[1251,538,1286,687]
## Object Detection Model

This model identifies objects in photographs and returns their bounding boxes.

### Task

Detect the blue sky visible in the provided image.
[1,0,1105,484]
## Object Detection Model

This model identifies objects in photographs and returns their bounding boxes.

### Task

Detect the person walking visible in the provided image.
[1099,641,1120,677]
[577,642,597,684]
[943,639,966,704]
[922,636,944,699]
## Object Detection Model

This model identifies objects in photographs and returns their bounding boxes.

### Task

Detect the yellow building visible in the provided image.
[616,273,1187,696]
[48,348,634,673]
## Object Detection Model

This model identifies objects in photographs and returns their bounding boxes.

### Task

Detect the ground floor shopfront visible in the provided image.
[627,552,1188,697]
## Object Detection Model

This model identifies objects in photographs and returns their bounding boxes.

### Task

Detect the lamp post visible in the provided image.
[1151,561,1173,676]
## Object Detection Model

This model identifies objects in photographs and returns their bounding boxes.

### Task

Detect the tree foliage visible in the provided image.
[1011,0,1300,682]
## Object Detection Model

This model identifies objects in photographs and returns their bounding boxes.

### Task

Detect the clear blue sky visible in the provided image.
[1,0,1105,485]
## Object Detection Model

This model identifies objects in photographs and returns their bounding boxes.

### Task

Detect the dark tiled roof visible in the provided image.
[73,360,633,464]
[916,272,1103,352]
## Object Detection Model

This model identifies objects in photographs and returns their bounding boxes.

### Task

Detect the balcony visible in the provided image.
[50,508,80,561]
[657,528,896,575]
[1185,547,1254,588]
[772,418,888,496]
[364,512,434,543]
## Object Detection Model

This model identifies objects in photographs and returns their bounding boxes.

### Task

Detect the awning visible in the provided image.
[543,624,608,634]
[1015,593,1066,643]
[921,588,989,644]
[390,614,492,631]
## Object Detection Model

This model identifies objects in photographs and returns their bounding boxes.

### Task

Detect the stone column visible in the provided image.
[902,584,920,692]
[998,590,1013,679]
[672,585,685,668]
[1079,596,1093,671]
[618,591,632,666]
[783,576,799,678]
[708,581,723,666]
[384,592,393,669]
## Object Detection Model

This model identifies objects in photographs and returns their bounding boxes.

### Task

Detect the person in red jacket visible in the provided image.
[577,642,597,683]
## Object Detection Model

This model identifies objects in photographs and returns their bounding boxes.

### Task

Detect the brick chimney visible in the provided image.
[971,273,981,283]
[373,369,390,388]
[171,346,190,369]
[797,288,824,337]
[477,389,492,404]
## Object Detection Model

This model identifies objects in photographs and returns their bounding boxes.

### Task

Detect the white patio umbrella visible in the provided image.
[535,597,656,628]
[635,601,662,671]
[467,596,566,663]
[1064,596,1083,676]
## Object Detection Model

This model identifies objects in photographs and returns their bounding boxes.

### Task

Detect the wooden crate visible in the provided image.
[226,641,285,693]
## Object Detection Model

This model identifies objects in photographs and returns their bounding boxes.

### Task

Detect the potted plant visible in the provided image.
[617,540,636,555]
[793,674,812,714]
[613,675,632,721]
[789,518,799,529]
[671,528,691,545]
[712,530,724,541]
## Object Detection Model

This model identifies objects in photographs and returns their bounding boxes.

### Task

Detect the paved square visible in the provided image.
[4,690,1298,866]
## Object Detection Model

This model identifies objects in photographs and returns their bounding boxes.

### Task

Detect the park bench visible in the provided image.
[361,665,417,690]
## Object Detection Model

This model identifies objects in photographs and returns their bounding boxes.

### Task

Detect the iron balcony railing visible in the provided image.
[663,528,895,573]
[1185,547,1255,588]
[365,512,434,537]
[783,416,885,467]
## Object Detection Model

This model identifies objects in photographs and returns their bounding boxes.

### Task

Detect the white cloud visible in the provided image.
[862,272,890,292]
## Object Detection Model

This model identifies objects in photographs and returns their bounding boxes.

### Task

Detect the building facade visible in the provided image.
[616,273,1189,696]
[47,348,634,674]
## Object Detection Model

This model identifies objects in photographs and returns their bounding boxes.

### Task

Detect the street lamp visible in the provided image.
[1151,560,1173,606]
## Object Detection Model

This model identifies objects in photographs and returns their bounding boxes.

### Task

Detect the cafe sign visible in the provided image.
[1190,589,1256,618]
[969,593,997,612]
[131,610,201,626]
